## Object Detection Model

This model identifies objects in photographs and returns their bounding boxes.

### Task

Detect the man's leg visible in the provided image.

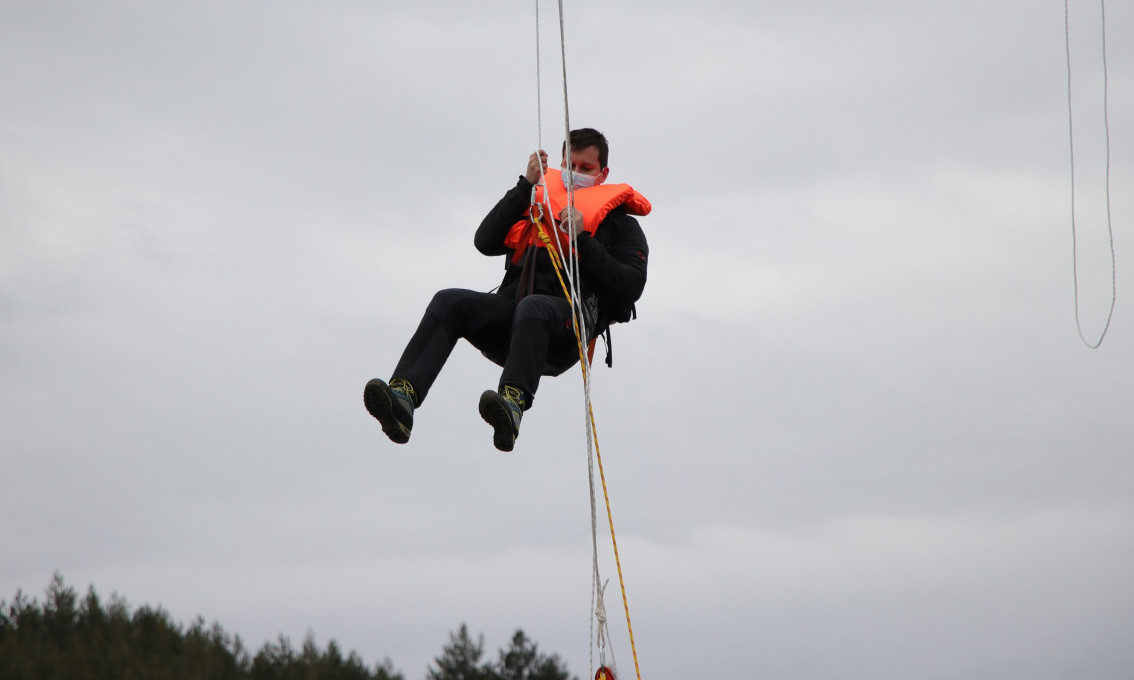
[392,288,515,403]
[499,294,576,404]
[366,288,513,443]
[479,294,577,451]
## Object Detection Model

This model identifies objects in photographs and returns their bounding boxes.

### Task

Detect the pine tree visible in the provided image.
[374,656,405,680]
[426,624,492,680]
[493,630,574,680]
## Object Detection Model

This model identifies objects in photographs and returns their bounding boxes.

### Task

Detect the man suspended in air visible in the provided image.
[364,128,650,451]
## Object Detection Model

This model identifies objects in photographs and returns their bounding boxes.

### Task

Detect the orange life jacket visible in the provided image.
[503,168,651,264]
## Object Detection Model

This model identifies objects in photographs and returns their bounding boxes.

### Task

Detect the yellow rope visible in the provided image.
[532,216,643,680]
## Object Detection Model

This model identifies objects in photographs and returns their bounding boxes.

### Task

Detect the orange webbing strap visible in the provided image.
[533,217,643,680]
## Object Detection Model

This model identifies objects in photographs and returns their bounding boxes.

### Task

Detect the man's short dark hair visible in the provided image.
[562,128,609,167]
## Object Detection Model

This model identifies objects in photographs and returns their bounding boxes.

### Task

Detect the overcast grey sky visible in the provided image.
[2,1,1132,678]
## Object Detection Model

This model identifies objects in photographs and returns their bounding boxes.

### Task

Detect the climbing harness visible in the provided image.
[1065,0,1117,348]
[532,2,642,679]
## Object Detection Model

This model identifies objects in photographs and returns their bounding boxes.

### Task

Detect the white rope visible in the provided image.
[535,0,545,152]
[1065,0,1117,349]
[557,0,589,351]
[534,2,611,677]
[549,4,613,676]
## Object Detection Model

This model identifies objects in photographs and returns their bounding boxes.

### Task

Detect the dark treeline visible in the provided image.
[0,574,576,680]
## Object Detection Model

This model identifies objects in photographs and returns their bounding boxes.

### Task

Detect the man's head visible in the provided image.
[561,127,609,186]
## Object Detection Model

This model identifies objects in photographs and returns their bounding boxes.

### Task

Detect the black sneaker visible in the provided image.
[364,378,416,444]
[478,385,525,452]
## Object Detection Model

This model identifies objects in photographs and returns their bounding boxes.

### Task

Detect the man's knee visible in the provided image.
[426,288,477,316]
[514,294,567,324]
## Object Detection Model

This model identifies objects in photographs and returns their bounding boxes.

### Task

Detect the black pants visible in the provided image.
[392,288,580,408]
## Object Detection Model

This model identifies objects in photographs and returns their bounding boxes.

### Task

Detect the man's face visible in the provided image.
[562,146,609,185]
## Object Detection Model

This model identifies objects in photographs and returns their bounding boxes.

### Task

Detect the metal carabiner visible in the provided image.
[528,183,546,225]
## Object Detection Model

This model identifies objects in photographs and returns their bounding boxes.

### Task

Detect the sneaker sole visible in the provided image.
[478,390,516,452]
[364,379,410,444]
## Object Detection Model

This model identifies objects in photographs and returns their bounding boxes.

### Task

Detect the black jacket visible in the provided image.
[474,176,649,336]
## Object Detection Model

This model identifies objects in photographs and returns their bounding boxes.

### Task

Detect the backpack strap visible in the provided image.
[595,302,636,368]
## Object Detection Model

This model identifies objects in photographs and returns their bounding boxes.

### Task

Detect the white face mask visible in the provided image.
[561,168,598,190]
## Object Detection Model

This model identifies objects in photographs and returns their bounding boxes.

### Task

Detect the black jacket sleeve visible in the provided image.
[474,176,532,256]
[576,210,649,307]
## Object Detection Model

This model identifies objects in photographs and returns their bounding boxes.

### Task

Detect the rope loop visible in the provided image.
[1065,0,1118,349]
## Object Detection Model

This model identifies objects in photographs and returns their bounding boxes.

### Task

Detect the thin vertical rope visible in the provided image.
[534,2,642,678]
[535,0,543,151]
[557,0,587,349]
[1065,0,1117,348]
[550,2,608,676]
